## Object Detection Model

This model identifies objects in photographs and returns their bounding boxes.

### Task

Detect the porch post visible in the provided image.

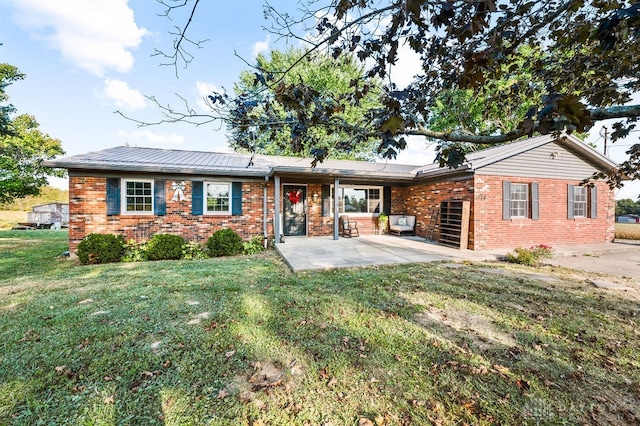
[274,175,281,243]
[333,178,340,240]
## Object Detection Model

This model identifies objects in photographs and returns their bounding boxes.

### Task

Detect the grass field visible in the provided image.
[1,231,638,425]
[615,223,640,240]
[0,211,27,229]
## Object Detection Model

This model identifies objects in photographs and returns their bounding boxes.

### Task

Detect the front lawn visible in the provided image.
[1,231,638,425]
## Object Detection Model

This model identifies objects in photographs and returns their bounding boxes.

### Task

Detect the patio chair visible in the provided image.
[339,215,359,238]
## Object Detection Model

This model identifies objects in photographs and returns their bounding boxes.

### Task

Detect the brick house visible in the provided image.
[45,133,618,253]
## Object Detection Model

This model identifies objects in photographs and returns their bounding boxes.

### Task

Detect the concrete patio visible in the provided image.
[275,235,496,272]
[275,235,640,273]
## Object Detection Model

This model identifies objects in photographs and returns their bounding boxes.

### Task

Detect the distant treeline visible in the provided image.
[616,198,640,217]
[0,186,68,211]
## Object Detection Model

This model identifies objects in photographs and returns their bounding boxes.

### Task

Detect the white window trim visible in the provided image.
[510,183,529,219]
[331,185,383,217]
[121,178,154,215]
[573,186,587,218]
[204,181,232,215]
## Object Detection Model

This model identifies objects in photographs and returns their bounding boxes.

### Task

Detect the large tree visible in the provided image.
[0,62,65,203]
[0,63,24,137]
[229,48,383,160]
[0,114,65,203]
[152,1,639,184]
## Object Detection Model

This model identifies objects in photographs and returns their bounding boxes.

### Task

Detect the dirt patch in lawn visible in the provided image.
[415,307,517,351]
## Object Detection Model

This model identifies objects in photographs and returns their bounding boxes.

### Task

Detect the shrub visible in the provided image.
[77,233,125,265]
[145,234,185,261]
[182,241,207,260]
[505,244,554,266]
[122,239,148,262]
[206,229,243,257]
[243,236,266,255]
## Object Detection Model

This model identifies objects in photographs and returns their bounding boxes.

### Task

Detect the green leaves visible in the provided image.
[0,114,65,203]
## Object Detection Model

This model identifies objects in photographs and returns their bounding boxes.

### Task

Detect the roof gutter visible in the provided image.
[267,166,416,181]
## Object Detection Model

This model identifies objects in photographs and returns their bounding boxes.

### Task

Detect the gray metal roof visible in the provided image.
[45,133,618,181]
[44,146,418,179]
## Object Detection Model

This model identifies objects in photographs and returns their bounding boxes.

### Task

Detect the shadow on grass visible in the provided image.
[1,246,639,424]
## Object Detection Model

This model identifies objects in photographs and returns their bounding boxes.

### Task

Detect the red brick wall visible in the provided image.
[307,183,334,237]
[473,175,616,250]
[404,179,475,246]
[69,177,268,253]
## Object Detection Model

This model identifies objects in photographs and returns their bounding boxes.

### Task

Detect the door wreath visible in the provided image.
[287,189,302,204]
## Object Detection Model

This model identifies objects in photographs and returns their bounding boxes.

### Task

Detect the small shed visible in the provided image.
[27,203,69,227]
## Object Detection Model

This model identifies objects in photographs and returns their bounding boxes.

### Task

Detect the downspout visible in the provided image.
[274,175,281,243]
[263,176,268,248]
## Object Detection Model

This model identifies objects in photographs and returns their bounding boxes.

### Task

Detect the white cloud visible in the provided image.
[252,35,271,58]
[99,79,146,110]
[195,81,221,112]
[9,0,148,76]
[117,130,184,146]
[389,43,423,89]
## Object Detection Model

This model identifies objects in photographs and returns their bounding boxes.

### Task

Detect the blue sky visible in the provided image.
[1,0,638,199]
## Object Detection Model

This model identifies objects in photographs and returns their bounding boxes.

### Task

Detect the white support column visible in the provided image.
[274,175,281,243]
[333,178,340,240]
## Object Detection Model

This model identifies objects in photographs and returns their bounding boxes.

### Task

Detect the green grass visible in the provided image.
[1,231,639,425]
[615,223,640,240]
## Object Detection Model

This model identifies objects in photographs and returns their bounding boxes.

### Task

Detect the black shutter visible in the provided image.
[321,184,331,217]
[531,182,539,220]
[567,184,575,219]
[106,178,120,216]
[154,180,166,216]
[231,182,242,215]
[502,181,511,220]
[590,186,597,219]
[383,186,392,215]
[192,181,203,215]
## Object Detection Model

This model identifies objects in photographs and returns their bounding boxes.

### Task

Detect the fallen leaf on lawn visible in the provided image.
[358,418,374,426]
[104,396,115,404]
[141,371,155,378]
[77,338,90,349]
[327,376,337,387]
[163,360,172,368]
[252,420,265,426]
[225,350,236,359]
[493,364,510,376]
[374,415,385,425]
[370,377,380,383]
[104,376,113,381]
[516,379,530,391]
[55,365,67,373]
[217,389,229,399]
[319,367,329,380]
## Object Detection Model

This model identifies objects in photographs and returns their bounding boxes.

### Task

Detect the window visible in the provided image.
[509,183,528,218]
[573,186,587,218]
[568,184,596,219]
[205,182,231,214]
[502,181,539,220]
[123,179,153,214]
[331,186,382,215]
